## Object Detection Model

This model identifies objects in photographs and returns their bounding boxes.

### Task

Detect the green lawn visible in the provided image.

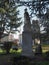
[42,44,49,53]
[33,44,49,53]
[0,44,49,54]
[33,61,49,65]
[0,47,49,65]
[10,48,22,53]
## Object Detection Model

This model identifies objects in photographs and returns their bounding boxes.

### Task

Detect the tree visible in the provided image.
[4,41,13,54]
[14,0,49,35]
[0,0,22,38]
[13,0,49,42]
[16,0,49,33]
[30,0,49,54]
[0,0,22,53]
[6,2,22,33]
[43,9,49,35]
[32,20,40,35]
[32,20,40,43]
[32,20,42,55]
[31,0,49,34]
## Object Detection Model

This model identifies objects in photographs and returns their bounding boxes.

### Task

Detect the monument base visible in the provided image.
[22,31,34,57]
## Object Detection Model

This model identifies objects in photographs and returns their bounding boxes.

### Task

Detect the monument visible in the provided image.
[22,8,33,57]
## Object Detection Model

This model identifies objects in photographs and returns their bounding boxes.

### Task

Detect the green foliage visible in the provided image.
[31,0,49,35]
[4,42,12,54]
[35,62,49,65]
[12,56,49,65]
[0,0,22,38]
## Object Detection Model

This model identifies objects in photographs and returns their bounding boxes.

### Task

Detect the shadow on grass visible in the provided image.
[0,49,49,65]
[12,55,49,65]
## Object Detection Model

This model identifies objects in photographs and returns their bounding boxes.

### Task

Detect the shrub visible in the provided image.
[3,41,12,54]
[44,51,49,60]
[35,44,42,55]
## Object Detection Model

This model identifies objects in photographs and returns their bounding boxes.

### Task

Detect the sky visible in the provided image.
[14,6,41,39]
[20,0,32,1]
[14,6,26,39]
[14,0,45,39]
[14,6,38,39]
[14,6,31,39]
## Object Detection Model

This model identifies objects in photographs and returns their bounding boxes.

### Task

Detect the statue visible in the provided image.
[22,8,33,57]
[24,8,31,31]
[24,8,30,24]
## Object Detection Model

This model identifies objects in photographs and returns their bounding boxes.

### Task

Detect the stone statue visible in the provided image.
[24,8,30,24]
[22,8,33,57]
[24,8,31,31]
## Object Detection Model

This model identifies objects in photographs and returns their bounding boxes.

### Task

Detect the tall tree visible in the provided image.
[31,0,49,33]
[0,0,22,39]
[15,0,49,34]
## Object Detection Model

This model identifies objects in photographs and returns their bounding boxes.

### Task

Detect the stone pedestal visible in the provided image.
[22,31,33,57]
[21,8,34,57]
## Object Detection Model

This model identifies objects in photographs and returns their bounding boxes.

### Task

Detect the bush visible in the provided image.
[35,44,42,55]
[45,51,49,56]
[3,41,12,54]
[44,51,49,60]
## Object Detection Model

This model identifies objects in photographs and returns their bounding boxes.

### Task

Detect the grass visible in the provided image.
[42,45,49,53]
[13,60,49,65]
[33,44,49,53]
[34,61,49,65]
[0,44,49,55]
[0,45,49,54]
[0,46,49,65]
[0,48,6,54]
[10,48,22,53]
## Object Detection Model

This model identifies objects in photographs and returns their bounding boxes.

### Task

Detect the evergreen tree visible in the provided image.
[0,0,22,39]
[0,0,22,53]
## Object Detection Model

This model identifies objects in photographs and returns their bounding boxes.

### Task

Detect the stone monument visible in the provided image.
[22,8,33,57]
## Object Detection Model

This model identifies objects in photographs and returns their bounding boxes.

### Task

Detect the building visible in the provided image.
[0,34,14,43]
